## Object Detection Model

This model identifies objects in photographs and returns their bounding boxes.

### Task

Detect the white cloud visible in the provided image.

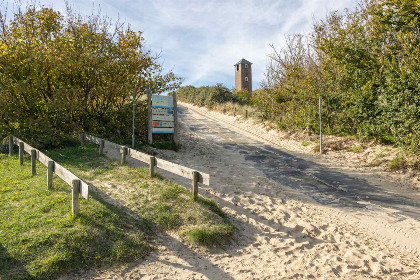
[2,0,358,89]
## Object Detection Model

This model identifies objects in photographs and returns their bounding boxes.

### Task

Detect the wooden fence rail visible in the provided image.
[8,136,89,215]
[83,134,210,198]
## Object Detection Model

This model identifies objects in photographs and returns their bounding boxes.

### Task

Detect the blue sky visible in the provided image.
[3,0,358,90]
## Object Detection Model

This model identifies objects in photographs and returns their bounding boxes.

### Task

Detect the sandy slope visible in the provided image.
[63,102,420,279]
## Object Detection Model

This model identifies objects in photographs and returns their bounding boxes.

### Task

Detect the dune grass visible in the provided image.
[388,156,407,171]
[0,153,150,280]
[347,146,363,153]
[0,144,232,279]
[44,145,233,244]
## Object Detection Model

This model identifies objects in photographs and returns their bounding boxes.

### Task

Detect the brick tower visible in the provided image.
[234,58,252,92]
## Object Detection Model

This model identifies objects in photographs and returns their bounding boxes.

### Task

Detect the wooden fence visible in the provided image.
[8,136,89,215]
[83,134,210,198]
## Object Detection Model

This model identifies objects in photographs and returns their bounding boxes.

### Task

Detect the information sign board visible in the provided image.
[147,91,178,143]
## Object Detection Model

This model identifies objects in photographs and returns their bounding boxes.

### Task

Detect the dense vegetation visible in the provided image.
[177,84,244,106]
[261,0,420,150]
[0,144,233,279]
[179,0,420,151]
[176,84,260,118]
[0,3,181,148]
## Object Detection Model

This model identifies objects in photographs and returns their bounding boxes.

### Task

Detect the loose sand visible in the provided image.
[62,102,420,279]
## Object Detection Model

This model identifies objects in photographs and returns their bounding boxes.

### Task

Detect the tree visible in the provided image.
[260,0,420,150]
[0,2,181,147]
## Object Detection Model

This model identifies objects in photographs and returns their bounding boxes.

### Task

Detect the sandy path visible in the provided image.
[67,103,420,279]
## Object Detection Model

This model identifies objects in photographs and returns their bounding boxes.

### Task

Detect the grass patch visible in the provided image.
[388,156,407,171]
[1,144,232,278]
[184,224,234,247]
[301,140,310,147]
[45,145,233,247]
[0,154,150,280]
[195,196,228,221]
[44,144,117,176]
[347,146,362,153]
[375,152,388,159]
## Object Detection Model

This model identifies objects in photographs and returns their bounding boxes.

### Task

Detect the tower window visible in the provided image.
[236,65,239,71]
[245,64,248,68]
[245,77,248,82]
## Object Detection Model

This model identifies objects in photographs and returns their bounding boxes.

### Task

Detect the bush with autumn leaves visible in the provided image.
[0,3,181,148]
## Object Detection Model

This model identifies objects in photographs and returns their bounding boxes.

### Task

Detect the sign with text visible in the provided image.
[148,91,178,142]
[152,108,174,115]
[152,115,174,121]
[153,121,174,128]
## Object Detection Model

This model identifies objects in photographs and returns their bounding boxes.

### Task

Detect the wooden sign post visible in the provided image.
[148,91,178,145]
[147,89,153,145]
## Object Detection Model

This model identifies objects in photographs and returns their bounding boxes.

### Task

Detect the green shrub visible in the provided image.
[256,1,420,151]
[233,89,252,104]
[388,156,407,171]
[301,140,310,147]
[0,144,8,154]
[0,5,180,149]
[177,84,239,107]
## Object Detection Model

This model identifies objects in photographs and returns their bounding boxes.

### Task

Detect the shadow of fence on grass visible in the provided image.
[0,244,32,280]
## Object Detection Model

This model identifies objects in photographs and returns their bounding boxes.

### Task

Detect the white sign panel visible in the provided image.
[152,108,174,115]
[153,121,174,128]
[152,115,174,121]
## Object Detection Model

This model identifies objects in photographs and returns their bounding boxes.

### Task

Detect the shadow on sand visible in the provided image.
[177,105,420,223]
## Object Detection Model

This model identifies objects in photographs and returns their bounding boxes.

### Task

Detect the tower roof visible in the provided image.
[234,58,252,66]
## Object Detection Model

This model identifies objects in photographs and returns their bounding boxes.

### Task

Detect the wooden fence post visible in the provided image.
[234,107,236,117]
[192,171,199,198]
[99,140,104,155]
[245,110,248,119]
[47,160,54,190]
[149,156,155,177]
[19,142,24,165]
[8,135,13,156]
[72,179,80,216]
[121,146,128,164]
[80,133,85,146]
[173,92,178,146]
[31,149,37,175]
